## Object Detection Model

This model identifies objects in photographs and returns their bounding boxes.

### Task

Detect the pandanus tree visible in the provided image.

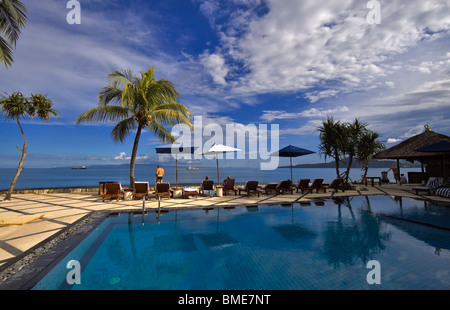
[0,92,58,200]
[318,116,385,183]
[357,130,386,181]
[76,66,193,187]
[317,117,347,179]
[0,0,28,68]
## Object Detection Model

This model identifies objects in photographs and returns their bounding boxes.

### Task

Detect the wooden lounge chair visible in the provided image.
[308,178,326,193]
[200,180,215,196]
[328,178,345,193]
[102,182,123,202]
[412,177,443,195]
[133,182,149,200]
[276,180,294,195]
[296,179,310,194]
[223,178,237,196]
[155,182,171,200]
[262,183,278,195]
[238,181,260,197]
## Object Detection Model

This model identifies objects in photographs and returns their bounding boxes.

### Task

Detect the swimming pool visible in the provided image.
[30,195,450,290]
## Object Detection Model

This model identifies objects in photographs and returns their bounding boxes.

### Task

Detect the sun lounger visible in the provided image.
[183,187,199,198]
[238,181,261,197]
[133,182,149,200]
[262,183,278,195]
[223,178,237,196]
[200,180,215,197]
[412,177,443,195]
[155,182,171,199]
[276,180,294,195]
[102,182,123,202]
[308,178,326,193]
[296,179,310,194]
[328,178,345,193]
[436,187,450,198]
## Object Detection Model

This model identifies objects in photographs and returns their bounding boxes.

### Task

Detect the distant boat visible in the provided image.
[187,166,199,170]
[72,166,86,170]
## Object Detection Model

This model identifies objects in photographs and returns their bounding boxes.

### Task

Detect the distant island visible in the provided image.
[280,159,421,169]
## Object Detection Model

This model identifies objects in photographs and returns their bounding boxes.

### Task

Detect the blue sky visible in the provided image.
[1,0,449,169]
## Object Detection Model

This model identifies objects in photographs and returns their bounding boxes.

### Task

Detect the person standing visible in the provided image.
[387,164,399,183]
[155,165,164,183]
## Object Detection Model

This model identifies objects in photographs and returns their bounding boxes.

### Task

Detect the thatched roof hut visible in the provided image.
[374,126,450,181]
[374,127,450,162]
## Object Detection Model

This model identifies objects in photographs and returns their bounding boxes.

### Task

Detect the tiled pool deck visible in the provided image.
[1,183,449,274]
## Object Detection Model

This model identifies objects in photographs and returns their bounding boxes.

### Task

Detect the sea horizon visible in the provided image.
[0,164,423,191]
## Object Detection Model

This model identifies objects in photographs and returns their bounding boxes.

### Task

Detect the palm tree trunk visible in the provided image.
[363,159,369,181]
[334,149,340,179]
[345,154,354,183]
[4,117,27,201]
[129,123,143,188]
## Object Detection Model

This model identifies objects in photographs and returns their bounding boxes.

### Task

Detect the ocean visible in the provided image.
[0,164,422,190]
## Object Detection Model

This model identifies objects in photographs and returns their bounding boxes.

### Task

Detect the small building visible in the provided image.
[374,126,450,183]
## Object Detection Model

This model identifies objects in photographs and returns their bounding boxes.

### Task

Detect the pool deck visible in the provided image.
[1,183,449,272]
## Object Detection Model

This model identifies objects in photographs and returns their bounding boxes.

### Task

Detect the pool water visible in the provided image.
[32,195,450,290]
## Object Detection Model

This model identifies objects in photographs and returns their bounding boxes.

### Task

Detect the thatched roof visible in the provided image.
[374,129,450,161]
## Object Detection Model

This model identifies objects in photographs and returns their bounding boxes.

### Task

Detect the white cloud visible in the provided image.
[200,51,230,85]
[386,138,402,143]
[114,152,149,161]
[260,106,350,122]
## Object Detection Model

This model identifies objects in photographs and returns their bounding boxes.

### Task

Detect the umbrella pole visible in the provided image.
[290,157,293,181]
[216,155,220,186]
[176,154,178,188]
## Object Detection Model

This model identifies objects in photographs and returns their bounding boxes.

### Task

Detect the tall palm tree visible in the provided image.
[317,116,347,179]
[342,118,367,184]
[0,92,58,200]
[76,66,193,187]
[0,0,27,68]
[356,130,385,181]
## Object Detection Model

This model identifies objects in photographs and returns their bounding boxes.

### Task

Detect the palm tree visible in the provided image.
[342,118,367,184]
[317,116,347,179]
[0,92,58,201]
[76,66,193,187]
[0,0,27,68]
[356,130,385,181]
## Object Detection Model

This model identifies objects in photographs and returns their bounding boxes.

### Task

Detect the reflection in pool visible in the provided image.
[32,195,450,290]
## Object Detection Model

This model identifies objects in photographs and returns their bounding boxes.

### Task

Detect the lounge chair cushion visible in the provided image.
[436,187,450,198]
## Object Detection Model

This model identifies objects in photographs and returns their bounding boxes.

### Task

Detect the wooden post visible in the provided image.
[397,158,401,185]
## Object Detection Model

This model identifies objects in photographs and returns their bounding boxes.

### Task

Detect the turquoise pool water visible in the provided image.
[32,195,450,290]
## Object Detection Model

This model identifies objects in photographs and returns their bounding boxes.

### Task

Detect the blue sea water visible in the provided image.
[0,165,422,190]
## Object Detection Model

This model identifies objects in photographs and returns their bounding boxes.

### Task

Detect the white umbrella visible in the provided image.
[201,143,241,185]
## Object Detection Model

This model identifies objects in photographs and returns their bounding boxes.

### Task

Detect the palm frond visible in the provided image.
[98,85,124,106]
[147,120,175,144]
[0,0,27,45]
[152,109,193,129]
[111,117,137,143]
[76,105,130,125]
[0,37,13,68]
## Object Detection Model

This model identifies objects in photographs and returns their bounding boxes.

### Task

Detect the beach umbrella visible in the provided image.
[201,143,242,186]
[155,144,197,188]
[270,145,315,181]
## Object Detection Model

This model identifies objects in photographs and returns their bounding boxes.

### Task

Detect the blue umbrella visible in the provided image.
[415,140,450,178]
[415,140,450,153]
[271,145,315,181]
[155,144,197,188]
